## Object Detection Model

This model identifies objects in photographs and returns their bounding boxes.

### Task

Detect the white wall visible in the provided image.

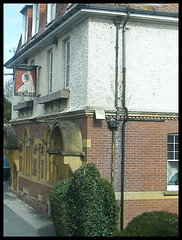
[125,20,178,113]
[68,18,89,111]
[87,17,116,111]
[11,15,178,121]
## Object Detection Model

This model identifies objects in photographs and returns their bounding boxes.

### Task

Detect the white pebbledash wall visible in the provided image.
[126,20,178,113]
[87,17,116,111]
[86,16,178,113]
[11,15,178,120]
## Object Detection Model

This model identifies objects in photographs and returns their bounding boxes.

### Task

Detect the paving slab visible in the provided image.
[4,192,56,236]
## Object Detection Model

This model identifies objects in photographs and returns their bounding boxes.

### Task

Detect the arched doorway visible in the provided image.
[50,125,71,181]
[44,127,51,181]
[48,121,85,181]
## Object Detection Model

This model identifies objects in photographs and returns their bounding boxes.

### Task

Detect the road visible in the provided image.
[3,180,56,236]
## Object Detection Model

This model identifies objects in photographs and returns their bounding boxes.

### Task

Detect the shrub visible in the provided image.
[115,211,178,237]
[49,178,73,236]
[49,163,119,237]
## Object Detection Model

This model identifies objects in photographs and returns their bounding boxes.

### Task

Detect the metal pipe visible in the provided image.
[111,128,115,184]
[114,18,121,111]
[120,12,130,231]
[110,17,123,185]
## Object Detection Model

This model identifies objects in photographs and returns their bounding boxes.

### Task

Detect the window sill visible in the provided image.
[164,191,178,196]
[30,34,38,41]
[37,90,70,104]
[13,100,33,111]
[46,20,54,29]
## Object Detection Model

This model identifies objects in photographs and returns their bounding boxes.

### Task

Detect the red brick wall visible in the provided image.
[125,120,178,192]
[122,119,179,227]
[27,8,32,41]
[12,117,178,223]
[18,176,51,203]
[72,117,113,181]
[124,198,178,228]
[55,4,69,22]
[15,118,179,194]
[125,121,167,192]
[86,118,112,180]
[38,4,47,36]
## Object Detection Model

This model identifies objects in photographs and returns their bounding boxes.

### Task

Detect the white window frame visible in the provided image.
[22,12,28,44]
[48,51,53,93]
[167,133,179,191]
[47,4,56,24]
[32,4,40,36]
[65,40,70,89]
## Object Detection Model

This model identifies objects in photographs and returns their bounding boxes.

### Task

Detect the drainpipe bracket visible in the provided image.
[106,117,119,129]
[114,16,123,26]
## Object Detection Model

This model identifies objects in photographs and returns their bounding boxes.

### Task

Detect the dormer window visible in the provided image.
[20,5,33,45]
[47,4,56,24]
[22,12,28,44]
[32,4,40,36]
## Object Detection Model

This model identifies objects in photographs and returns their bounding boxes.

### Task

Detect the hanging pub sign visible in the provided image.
[14,65,37,97]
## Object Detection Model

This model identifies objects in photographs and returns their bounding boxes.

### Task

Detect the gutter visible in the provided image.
[4,4,178,68]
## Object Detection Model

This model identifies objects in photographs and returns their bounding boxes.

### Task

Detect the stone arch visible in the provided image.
[51,125,64,151]
[48,121,84,180]
[44,125,52,142]
[44,126,52,180]
[22,128,32,175]
[22,127,31,141]
[3,125,19,191]
[3,125,19,150]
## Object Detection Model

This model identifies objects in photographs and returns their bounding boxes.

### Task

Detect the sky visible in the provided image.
[3,3,30,85]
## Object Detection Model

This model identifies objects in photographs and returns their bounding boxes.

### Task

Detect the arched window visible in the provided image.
[22,128,32,175]
[51,126,63,182]
[45,128,51,180]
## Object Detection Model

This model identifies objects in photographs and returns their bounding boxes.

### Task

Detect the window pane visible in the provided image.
[175,135,179,143]
[49,52,53,93]
[65,40,70,88]
[167,144,174,151]
[66,65,70,87]
[168,135,174,143]
[175,152,179,160]
[175,144,179,151]
[167,152,174,160]
[167,161,178,185]
[67,42,70,63]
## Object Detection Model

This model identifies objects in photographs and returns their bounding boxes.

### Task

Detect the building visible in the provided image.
[4,3,178,229]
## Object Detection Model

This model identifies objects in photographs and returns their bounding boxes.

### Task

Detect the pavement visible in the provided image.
[3,180,56,236]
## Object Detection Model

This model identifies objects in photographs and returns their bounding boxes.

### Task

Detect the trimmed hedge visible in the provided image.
[49,163,119,237]
[49,178,72,236]
[114,211,178,237]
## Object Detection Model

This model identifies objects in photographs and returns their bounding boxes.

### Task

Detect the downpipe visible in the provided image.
[109,17,122,185]
[119,11,165,231]
[120,12,130,231]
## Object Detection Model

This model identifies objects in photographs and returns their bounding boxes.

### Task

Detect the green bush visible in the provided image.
[49,178,72,236]
[114,211,178,237]
[49,163,119,237]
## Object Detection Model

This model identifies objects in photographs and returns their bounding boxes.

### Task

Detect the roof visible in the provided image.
[4,3,178,68]
[20,5,33,14]
[100,3,178,13]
